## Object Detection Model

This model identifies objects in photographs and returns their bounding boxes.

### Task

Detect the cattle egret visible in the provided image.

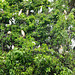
[48,0,53,2]
[48,7,53,13]
[5,24,8,27]
[32,41,36,45]
[12,45,14,49]
[7,45,11,49]
[7,31,11,34]
[68,25,73,30]
[9,20,12,25]
[2,0,5,2]
[64,10,67,15]
[65,15,67,20]
[18,9,22,16]
[30,10,34,13]
[59,45,63,54]
[62,5,65,7]
[26,10,29,16]
[65,51,69,54]
[12,17,16,24]
[38,6,42,14]
[37,45,40,48]
[50,25,53,30]
[21,30,25,37]
[70,38,75,49]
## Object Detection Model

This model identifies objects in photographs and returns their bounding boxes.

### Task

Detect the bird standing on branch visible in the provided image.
[18,9,23,16]
[21,30,25,38]
[59,45,63,54]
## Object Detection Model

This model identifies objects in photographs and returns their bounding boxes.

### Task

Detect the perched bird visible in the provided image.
[9,20,12,25]
[0,9,4,13]
[32,41,36,45]
[18,9,23,16]
[12,17,16,24]
[38,6,42,14]
[64,51,69,55]
[48,0,53,2]
[64,10,67,15]
[7,31,11,34]
[12,45,14,49]
[37,45,40,48]
[30,10,34,13]
[70,38,75,49]
[2,0,5,2]
[21,30,25,38]
[58,45,63,54]
[26,10,29,16]
[7,45,11,49]
[48,7,53,13]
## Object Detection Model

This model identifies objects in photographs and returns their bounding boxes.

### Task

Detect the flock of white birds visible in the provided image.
[1,0,75,53]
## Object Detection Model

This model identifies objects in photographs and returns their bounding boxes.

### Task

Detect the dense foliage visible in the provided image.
[0,0,75,75]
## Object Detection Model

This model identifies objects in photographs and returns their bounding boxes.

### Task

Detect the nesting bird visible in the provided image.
[21,30,25,38]
[58,45,63,54]
[18,9,23,16]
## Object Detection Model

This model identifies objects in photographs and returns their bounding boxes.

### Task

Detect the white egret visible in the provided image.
[21,30,25,37]
[38,6,42,14]
[59,45,63,54]
[18,9,23,16]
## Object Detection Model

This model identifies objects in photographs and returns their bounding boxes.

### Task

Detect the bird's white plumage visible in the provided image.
[68,25,73,30]
[12,45,14,49]
[18,9,22,16]
[21,30,25,37]
[70,38,75,49]
[7,31,11,34]
[32,41,36,45]
[48,7,53,13]
[26,10,29,15]
[30,10,34,13]
[48,0,53,2]
[37,45,40,48]
[9,20,12,25]
[38,6,42,14]
[7,45,11,49]
[64,10,67,15]
[59,45,63,54]
[12,17,16,24]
